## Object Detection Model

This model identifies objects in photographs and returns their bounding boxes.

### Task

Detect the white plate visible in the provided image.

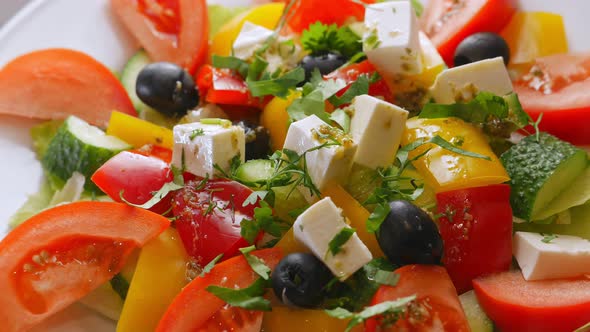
[0,0,588,330]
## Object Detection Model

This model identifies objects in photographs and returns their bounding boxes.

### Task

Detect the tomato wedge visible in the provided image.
[91,150,174,215]
[473,271,590,332]
[420,0,517,66]
[513,54,590,145]
[365,265,469,332]
[0,49,135,128]
[156,247,283,331]
[436,184,513,294]
[196,64,266,108]
[0,202,169,332]
[282,0,374,33]
[111,0,208,74]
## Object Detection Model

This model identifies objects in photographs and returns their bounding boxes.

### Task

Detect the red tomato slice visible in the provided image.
[111,0,208,74]
[0,49,135,128]
[196,64,266,108]
[156,247,283,332]
[365,265,469,332]
[91,150,174,215]
[420,0,517,66]
[0,202,169,332]
[281,0,375,33]
[436,184,513,294]
[132,144,174,163]
[325,60,394,104]
[513,54,590,145]
[172,179,258,266]
[473,271,590,332]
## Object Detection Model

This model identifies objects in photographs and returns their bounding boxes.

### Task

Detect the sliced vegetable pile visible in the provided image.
[0,0,589,331]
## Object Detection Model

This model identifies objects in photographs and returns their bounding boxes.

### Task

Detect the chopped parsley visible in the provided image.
[366,203,391,233]
[330,108,351,133]
[199,253,223,277]
[189,128,205,140]
[541,233,558,244]
[328,227,356,256]
[300,22,362,58]
[239,245,272,280]
[206,277,271,311]
[240,200,285,244]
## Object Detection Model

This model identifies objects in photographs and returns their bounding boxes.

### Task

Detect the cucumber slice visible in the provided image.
[534,167,590,220]
[120,49,151,111]
[79,282,124,321]
[459,290,494,332]
[41,116,131,192]
[345,164,380,204]
[500,132,588,221]
[515,202,590,240]
[234,159,275,184]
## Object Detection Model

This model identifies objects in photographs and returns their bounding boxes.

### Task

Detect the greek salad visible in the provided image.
[0,0,589,331]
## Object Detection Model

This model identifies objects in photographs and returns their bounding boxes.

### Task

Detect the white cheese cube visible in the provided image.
[232,21,274,60]
[430,57,513,104]
[172,121,245,178]
[514,231,590,281]
[293,197,373,280]
[282,115,357,197]
[350,95,409,169]
[363,1,422,77]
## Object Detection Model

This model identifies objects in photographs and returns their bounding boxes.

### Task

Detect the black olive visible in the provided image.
[233,120,271,160]
[453,32,510,67]
[272,253,333,308]
[299,52,348,83]
[377,200,443,266]
[136,62,199,117]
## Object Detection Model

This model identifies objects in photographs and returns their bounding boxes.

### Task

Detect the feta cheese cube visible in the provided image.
[283,115,357,197]
[363,1,422,77]
[350,95,409,169]
[232,21,274,60]
[514,231,590,281]
[430,57,513,104]
[171,121,245,178]
[293,197,373,280]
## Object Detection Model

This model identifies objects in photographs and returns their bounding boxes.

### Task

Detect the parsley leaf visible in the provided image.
[247,67,305,98]
[243,190,268,207]
[211,55,249,77]
[240,245,272,280]
[328,227,356,256]
[190,128,205,140]
[119,181,183,210]
[206,277,271,311]
[329,75,369,108]
[366,203,391,233]
[200,253,223,277]
[374,270,400,287]
[325,295,416,332]
[240,200,284,244]
[541,233,558,244]
[330,108,351,133]
[301,22,362,58]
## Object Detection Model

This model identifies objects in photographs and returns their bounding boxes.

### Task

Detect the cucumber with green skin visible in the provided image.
[459,290,494,332]
[500,132,588,221]
[120,49,151,112]
[234,159,275,184]
[41,116,131,193]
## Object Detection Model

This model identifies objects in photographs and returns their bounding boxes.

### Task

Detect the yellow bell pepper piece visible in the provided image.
[402,117,509,193]
[501,12,568,65]
[210,3,285,57]
[261,92,300,151]
[262,306,363,332]
[107,111,173,149]
[275,227,310,254]
[323,184,384,257]
[116,228,189,332]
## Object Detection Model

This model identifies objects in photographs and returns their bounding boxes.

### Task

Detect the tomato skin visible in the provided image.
[172,179,257,266]
[473,271,590,332]
[436,184,513,294]
[365,265,469,332]
[156,248,283,332]
[0,202,169,332]
[91,150,174,215]
[0,49,135,128]
[111,0,208,74]
[197,64,266,108]
[513,54,590,145]
[282,0,374,33]
[421,0,517,66]
[325,60,394,104]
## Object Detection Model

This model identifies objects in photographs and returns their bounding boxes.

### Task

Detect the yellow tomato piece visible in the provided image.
[210,3,285,57]
[262,306,363,332]
[323,184,384,257]
[275,227,310,255]
[261,92,300,151]
[107,111,173,149]
[116,228,189,332]
[402,117,509,192]
[501,12,568,65]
